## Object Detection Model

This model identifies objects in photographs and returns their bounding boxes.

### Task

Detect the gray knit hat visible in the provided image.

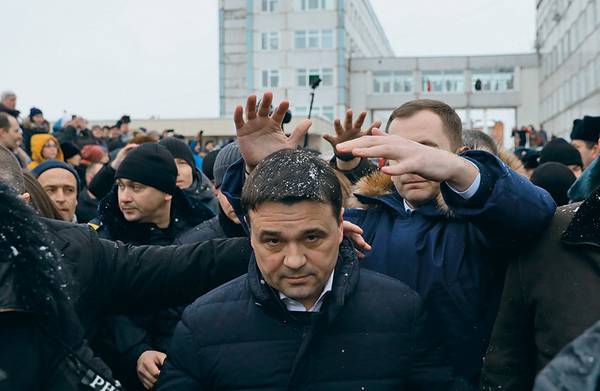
[213,142,242,188]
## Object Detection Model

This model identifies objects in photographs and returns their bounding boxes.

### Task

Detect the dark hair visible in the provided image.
[23,171,63,220]
[241,149,342,223]
[584,140,597,150]
[386,99,463,151]
[0,112,11,131]
[462,129,499,156]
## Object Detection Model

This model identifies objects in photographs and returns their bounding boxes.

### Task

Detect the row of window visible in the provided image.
[260,30,334,51]
[541,55,600,120]
[542,0,599,79]
[293,105,335,120]
[372,69,515,94]
[261,68,335,88]
[261,0,334,12]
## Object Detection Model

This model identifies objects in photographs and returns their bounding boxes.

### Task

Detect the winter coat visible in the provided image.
[93,184,214,389]
[568,154,600,202]
[533,320,600,391]
[21,116,50,155]
[344,151,555,383]
[481,189,600,390]
[0,182,117,391]
[41,218,252,338]
[156,240,469,390]
[175,208,247,244]
[76,190,99,224]
[182,171,219,215]
[221,150,557,385]
[54,126,94,146]
[0,103,19,118]
[27,133,64,170]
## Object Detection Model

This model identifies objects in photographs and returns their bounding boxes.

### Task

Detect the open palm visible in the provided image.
[234,92,312,169]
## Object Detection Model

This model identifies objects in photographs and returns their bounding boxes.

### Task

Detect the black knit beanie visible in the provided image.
[159,137,196,172]
[539,138,583,167]
[60,142,81,161]
[531,162,576,206]
[115,143,177,195]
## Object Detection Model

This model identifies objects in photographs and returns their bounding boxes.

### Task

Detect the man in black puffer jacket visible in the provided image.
[91,143,214,390]
[157,149,468,390]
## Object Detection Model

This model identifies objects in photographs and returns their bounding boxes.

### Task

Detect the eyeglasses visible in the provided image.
[43,143,58,149]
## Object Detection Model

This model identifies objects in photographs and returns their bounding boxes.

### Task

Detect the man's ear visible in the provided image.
[19,192,31,203]
[457,146,469,154]
[165,194,173,202]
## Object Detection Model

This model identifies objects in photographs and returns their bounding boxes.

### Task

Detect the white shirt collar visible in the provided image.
[279,271,335,312]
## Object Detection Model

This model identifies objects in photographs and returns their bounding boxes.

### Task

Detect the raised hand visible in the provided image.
[336,130,478,192]
[233,92,311,170]
[323,110,381,157]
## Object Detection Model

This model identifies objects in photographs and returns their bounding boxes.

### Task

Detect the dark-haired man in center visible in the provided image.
[220,92,556,385]
[157,148,466,390]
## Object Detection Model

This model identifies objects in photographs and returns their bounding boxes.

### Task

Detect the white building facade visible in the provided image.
[349,54,540,140]
[537,0,600,137]
[218,0,394,120]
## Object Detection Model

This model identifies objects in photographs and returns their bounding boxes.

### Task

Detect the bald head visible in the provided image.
[0,144,25,194]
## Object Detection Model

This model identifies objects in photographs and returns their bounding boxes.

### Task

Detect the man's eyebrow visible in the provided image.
[301,228,327,235]
[258,230,282,238]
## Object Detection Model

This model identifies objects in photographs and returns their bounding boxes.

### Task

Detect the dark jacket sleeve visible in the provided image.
[80,230,251,315]
[329,157,377,184]
[88,163,116,200]
[440,150,556,248]
[480,257,537,390]
[154,319,205,390]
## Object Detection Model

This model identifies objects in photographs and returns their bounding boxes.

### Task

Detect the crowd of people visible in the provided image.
[0,87,600,391]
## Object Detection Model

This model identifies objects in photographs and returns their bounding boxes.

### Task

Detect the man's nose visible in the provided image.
[283,243,307,270]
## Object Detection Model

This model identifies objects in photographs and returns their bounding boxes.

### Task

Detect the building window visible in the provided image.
[321,68,334,86]
[297,68,334,87]
[372,71,413,94]
[472,68,514,92]
[261,0,277,12]
[307,30,320,48]
[294,29,334,49]
[294,31,306,49]
[321,30,333,49]
[260,32,279,50]
[293,105,334,120]
[297,0,333,10]
[261,70,279,88]
[422,70,464,93]
[321,106,334,120]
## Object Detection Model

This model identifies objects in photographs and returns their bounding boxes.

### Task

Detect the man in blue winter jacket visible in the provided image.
[221,92,557,384]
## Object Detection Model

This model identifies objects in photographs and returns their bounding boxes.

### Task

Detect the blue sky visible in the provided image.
[2,0,535,120]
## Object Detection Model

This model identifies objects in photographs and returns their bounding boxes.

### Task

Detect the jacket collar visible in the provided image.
[561,186,600,247]
[247,239,360,324]
[97,185,214,244]
[351,171,452,218]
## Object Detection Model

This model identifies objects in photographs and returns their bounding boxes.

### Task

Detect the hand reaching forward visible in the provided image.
[233,92,312,170]
[336,130,479,192]
[323,110,381,158]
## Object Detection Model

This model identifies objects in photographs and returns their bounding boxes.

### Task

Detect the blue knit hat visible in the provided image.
[31,159,81,192]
